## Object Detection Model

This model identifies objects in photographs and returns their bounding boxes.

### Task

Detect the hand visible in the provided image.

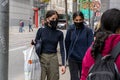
[31,40,35,45]
[61,66,66,74]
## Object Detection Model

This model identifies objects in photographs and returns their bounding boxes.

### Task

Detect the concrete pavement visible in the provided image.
[9,26,70,80]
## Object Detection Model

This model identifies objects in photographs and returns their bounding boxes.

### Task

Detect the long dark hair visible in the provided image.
[92,8,120,59]
[73,11,84,20]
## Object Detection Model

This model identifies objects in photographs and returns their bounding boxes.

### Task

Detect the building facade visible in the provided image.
[101,0,120,12]
[9,0,33,26]
[9,0,120,27]
[46,0,72,14]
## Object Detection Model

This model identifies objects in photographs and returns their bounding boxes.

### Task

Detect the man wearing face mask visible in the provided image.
[34,10,66,80]
[65,11,94,80]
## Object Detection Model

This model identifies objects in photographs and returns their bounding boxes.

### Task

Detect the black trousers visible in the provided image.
[68,59,82,80]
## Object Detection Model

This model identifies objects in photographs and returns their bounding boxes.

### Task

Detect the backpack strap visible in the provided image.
[67,29,81,60]
[110,42,120,61]
[85,27,90,46]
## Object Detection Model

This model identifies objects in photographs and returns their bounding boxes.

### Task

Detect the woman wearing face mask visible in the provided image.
[65,11,94,80]
[34,10,66,80]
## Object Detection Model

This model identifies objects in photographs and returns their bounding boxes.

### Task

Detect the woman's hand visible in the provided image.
[61,66,66,74]
[31,40,35,45]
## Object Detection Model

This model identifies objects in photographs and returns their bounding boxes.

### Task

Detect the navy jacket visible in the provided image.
[65,24,94,61]
[35,26,66,65]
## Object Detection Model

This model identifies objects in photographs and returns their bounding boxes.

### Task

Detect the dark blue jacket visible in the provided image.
[35,26,66,65]
[65,24,94,61]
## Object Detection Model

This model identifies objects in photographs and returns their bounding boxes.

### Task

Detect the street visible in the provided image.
[9,27,70,80]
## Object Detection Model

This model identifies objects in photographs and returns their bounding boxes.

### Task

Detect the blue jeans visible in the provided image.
[68,59,82,80]
[19,27,23,32]
[29,25,33,32]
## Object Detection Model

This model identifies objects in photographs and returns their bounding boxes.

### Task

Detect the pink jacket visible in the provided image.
[80,34,120,80]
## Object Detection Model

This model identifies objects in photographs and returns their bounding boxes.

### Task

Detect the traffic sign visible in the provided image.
[96,11,101,16]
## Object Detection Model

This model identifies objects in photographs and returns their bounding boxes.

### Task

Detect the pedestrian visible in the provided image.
[94,20,101,40]
[39,19,45,28]
[32,10,66,80]
[28,17,33,32]
[65,11,94,80]
[19,20,24,32]
[80,8,120,80]
[22,20,25,32]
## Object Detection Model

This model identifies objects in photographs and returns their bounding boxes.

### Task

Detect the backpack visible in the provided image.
[20,21,24,27]
[87,42,120,80]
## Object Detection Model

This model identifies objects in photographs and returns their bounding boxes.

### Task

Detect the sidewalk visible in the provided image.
[9,26,38,34]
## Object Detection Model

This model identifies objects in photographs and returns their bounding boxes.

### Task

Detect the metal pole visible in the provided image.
[65,0,68,28]
[0,0,9,80]
[88,0,91,28]
[30,0,34,16]
[91,12,95,30]
[50,0,52,9]
[73,0,77,13]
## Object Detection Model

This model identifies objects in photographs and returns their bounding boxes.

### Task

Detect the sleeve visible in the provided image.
[65,29,71,60]
[80,47,95,80]
[35,28,42,42]
[87,28,94,47]
[59,32,66,66]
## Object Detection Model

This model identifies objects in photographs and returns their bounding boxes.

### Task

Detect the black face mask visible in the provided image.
[74,22,83,29]
[49,20,58,30]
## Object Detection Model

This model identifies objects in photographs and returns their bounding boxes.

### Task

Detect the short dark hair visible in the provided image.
[73,11,84,20]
